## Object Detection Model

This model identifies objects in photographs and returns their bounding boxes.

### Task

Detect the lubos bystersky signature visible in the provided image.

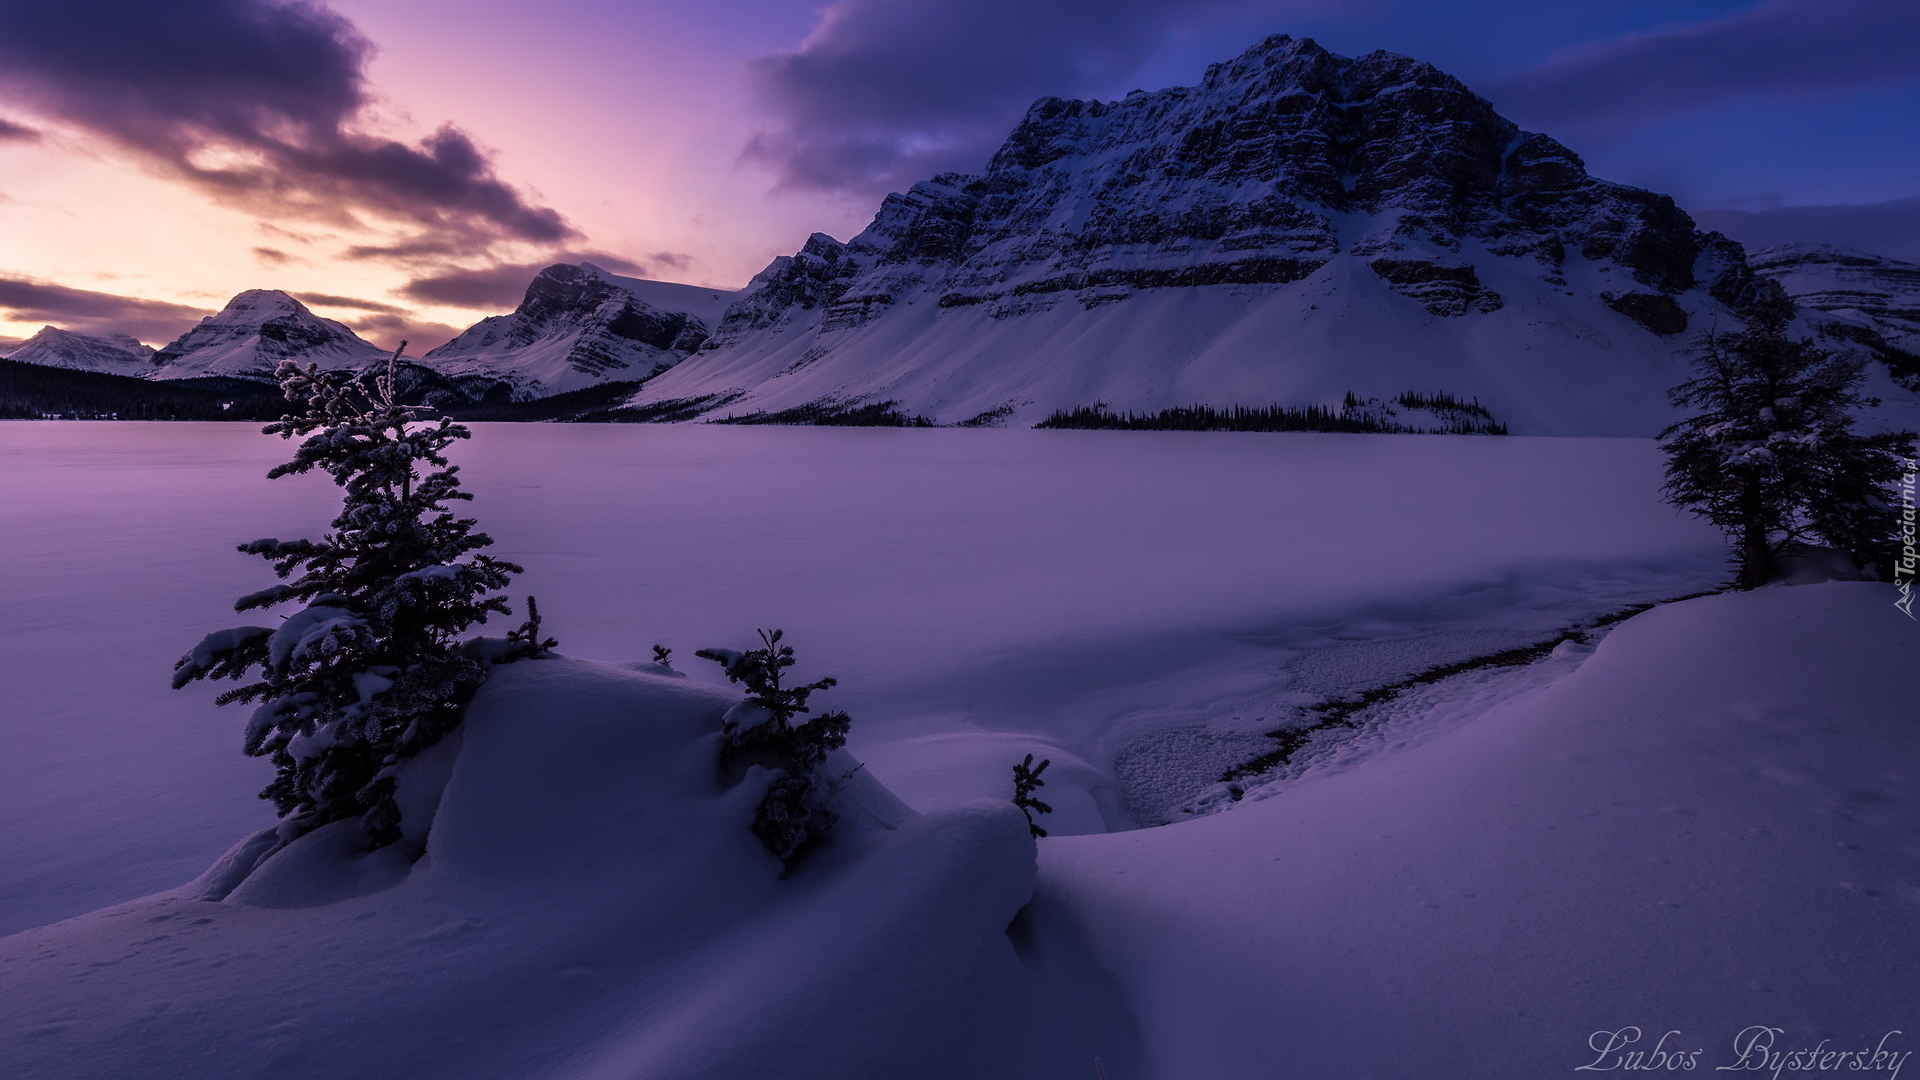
[1577,1026,1910,1077]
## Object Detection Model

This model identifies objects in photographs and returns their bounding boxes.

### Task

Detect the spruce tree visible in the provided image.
[1012,754,1053,838]
[173,346,528,848]
[1660,289,1916,588]
[696,629,851,870]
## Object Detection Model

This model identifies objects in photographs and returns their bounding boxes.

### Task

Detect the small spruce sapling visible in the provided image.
[696,629,850,870]
[1012,754,1053,838]
[173,344,533,849]
[504,595,558,660]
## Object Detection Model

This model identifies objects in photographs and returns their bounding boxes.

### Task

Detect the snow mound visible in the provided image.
[0,656,1125,1080]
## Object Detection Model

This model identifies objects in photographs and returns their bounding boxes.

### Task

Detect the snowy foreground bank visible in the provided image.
[1,582,1915,1079]
[0,424,1726,935]
[3,425,1912,1077]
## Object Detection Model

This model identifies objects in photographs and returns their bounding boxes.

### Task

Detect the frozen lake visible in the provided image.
[0,421,1727,935]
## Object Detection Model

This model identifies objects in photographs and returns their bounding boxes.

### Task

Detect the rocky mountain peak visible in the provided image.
[421,263,718,397]
[626,35,1853,434]
[150,289,385,380]
[2,325,156,374]
[703,34,1759,356]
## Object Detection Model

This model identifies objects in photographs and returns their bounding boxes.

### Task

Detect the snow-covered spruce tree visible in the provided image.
[696,629,850,871]
[1660,288,1916,588]
[173,346,531,849]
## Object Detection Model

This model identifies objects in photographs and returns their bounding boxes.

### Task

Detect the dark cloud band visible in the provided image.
[743,0,1239,196]
[0,0,575,259]
[0,275,211,343]
[400,252,687,310]
[1695,197,1920,264]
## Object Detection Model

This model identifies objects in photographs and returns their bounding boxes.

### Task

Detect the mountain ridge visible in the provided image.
[8,35,1917,432]
[626,34,1795,435]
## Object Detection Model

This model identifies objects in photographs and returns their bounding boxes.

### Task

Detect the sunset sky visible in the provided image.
[1,0,1915,349]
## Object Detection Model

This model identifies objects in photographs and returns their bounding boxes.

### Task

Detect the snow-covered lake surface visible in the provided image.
[0,422,1725,936]
[11,421,1913,1080]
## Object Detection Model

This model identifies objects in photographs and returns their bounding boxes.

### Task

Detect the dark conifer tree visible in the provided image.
[696,629,851,870]
[173,346,531,848]
[1660,289,1915,588]
[1012,754,1053,838]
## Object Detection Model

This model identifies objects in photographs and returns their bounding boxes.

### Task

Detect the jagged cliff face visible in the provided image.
[649,34,1785,435]
[738,34,1766,327]
[424,263,729,398]
[149,291,386,381]
[2,326,155,375]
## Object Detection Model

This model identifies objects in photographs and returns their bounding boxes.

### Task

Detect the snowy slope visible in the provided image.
[1,566,1911,1077]
[0,326,156,374]
[1044,583,1920,1078]
[1751,243,1920,354]
[149,290,388,382]
[0,424,1730,938]
[631,35,1781,435]
[423,264,739,398]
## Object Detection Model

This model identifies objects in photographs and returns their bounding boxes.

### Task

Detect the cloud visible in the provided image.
[284,291,457,349]
[253,246,301,266]
[743,0,1245,196]
[1490,0,1920,135]
[1694,196,1920,264]
[337,311,463,351]
[398,252,681,310]
[292,292,408,315]
[0,115,38,141]
[0,274,211,342]
[0,0,575,259]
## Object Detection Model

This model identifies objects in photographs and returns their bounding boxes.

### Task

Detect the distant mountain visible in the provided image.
[424,264,739,398]
[1750,244,1920,357]
[628,34,1802,436]
[1,326,155,375]
[149,290,388,382]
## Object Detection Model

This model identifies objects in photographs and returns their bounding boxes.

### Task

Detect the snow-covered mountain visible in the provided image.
[149,290,388,382]
[631,34,1783,435]
[1750,244,1920,356]
[0,326,155,374]
[424,263,739,398]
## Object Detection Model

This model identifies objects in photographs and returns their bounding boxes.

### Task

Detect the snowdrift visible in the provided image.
[5,584,1914,1079]
[0,657,1126,1080]
[1044,582,1920,1077]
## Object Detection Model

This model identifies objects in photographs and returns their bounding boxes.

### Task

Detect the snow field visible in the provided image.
[3,422,1914,1078]
[0,422,1730,936]
[1043,583,1920,1078]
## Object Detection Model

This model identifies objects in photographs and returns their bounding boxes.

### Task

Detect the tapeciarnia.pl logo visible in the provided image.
[1897,458,1916,620]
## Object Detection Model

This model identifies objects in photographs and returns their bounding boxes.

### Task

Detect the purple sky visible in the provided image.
[0,0,1914,347]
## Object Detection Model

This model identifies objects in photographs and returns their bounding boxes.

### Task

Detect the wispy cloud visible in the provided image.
[288,291,458,350]
[0,115,38,141]
[1490,0,1920,136]
[0,0,576,262]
